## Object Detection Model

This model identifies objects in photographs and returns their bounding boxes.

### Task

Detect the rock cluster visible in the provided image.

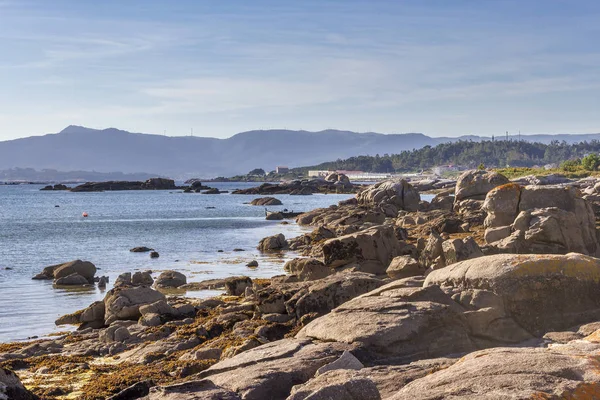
[70,178,176,192]
[11,172,600,399]
[232,177,359,195]
[32,259,97,286]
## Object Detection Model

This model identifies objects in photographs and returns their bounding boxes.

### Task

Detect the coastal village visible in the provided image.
[5,168,600,399]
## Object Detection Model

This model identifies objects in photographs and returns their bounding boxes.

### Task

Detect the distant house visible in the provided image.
[276,166,289,174]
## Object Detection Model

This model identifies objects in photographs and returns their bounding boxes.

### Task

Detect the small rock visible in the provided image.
[247,260,259,268]
[150,251,160,258]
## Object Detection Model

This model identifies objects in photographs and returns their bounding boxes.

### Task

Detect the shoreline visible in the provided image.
[5,172,600,398]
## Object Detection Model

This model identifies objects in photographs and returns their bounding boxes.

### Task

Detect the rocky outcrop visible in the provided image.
[70,178,176,192]
[455,170,510,202]
[483,184,599,256]
[104,285,166,324]
[391,347,600,399]
[425,253,600,336]
[40,184,69,191]
[298,281,475,364]
[357,179,420,214]
[250,197,283,206]
[232,179,359,195]
[320,225,410,273]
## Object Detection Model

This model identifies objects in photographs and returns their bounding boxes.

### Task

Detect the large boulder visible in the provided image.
[153,270,187,289]
[390,347,600,400]
[357,179,420,213]
[257,233,288,252]
[425,253,600,336]
[321,225,406,273]
[483,185,599,256]
[33,260,96,283]
[386,256,422,279]
[454,170,509,201]
[298,282,475,364]
[104,285,166,324]
[0,367,39,400]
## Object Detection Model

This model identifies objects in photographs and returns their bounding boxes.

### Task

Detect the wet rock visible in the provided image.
[266,212,284,220]
[150,251,160,258]
[246,260,259,268]
[54,272,90,286]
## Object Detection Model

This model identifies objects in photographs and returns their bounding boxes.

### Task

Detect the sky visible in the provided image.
[0,0,599,140]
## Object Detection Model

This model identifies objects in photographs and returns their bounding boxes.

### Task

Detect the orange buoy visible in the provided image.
[82,212,88,217]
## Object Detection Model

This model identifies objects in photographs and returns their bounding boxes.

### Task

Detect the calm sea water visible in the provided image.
[0,183,353,342]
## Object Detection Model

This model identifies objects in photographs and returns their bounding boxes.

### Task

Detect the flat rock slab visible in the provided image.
[390,347,600,399]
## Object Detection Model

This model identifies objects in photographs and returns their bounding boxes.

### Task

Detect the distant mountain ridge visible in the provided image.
[2,125,600,179]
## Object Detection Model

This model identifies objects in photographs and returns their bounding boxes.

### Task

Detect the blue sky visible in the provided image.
[1,0,599,140]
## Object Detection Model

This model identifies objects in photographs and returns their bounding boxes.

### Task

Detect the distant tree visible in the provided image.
[582,154,600,171]
[477,163,485,170]
[248,168,266,176]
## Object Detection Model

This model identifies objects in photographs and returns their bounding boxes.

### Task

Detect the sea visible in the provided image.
[0,183,355,342]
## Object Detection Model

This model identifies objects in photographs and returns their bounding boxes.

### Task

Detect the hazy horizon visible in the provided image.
[1,1,600,140]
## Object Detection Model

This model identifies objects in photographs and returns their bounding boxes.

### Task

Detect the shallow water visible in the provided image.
[0,183,353,342]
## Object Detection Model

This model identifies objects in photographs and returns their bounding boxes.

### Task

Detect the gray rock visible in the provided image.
[357,179,420,212]
[287,369,381,400]
[316,350,364,376]
[258,233,288,251]
[284,258,333,281]
[225,276,253,296]
[132,271,153,286]
[104,285,166,324]
[455,170,509,201]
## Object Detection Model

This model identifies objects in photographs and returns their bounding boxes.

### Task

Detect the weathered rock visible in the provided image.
[386,256,422,279]
[357,179,420,212]
[455,170,510,201]
[287,272,386,319]
[441,236,483,266]
[321,225,405,273]
[104,286,166,324]
[250,197,282,206]
[257,233,288,252]
[37,260,96,284]
[284,258,333,281]
[287,369,381,400]
[298,283,475,364]
[149,251,160,258]
[153,270,186,289]
[483,185,599,256]
[391,347,600,400]
[71,178,176,192]
[0,367,39,400]
[425,253,600,336]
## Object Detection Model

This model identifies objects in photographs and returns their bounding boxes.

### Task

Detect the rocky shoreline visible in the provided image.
[6,170,600,399]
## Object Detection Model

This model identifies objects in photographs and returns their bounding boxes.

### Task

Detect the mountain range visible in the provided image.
[2,125,600,179]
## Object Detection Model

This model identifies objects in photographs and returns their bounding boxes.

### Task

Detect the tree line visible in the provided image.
[288,140,600,173]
